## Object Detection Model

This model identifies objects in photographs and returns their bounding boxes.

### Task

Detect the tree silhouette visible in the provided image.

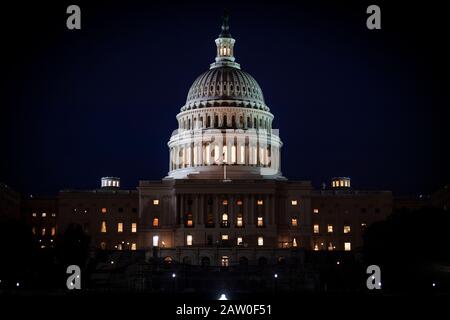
[363,207,450,292]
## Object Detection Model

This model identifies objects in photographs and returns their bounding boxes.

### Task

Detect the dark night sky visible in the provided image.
[1,0,449,195]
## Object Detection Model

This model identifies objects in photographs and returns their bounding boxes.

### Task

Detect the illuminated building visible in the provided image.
[9,17,393,265]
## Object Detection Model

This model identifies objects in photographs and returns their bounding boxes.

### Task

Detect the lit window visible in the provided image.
[257,200,263,206]
[153,199,159,205]
[51,213,56,217]
[237,237,243,245]
[313,224,319,234]
[221,256,229,267]
[292,238,298,247]
[237,200,243,206]
[131,243,137,250]
[257,217,264,227]
[152,235,159,247]
[221,234,229,240]
[222,213,228,227]
[314,243,319,251]
[32,227,36,235]
[344,225,351,234]
[291,200,298,206]
[344,242,351,251]
[222,200,228,205]
[328,242,334,251]
[186,235,193,246]
[207,213,214,226]
[101,221,107,233]
[257,236,264,246]
[313,208,319,214]
[117,222,123,233]
[131,223,137,233]
[185,213,194,227]
[236,215,243,227]
[101,208,107,214]
[41,228,46,236]
[42,212,47,218]
[361,223,367,227]
[291,217,298,227]
[153,217,159,227]
[327,225,333,233]
[51,227,56,236]
[32,213,37,217]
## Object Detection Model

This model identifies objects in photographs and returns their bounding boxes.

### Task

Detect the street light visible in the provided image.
[218,293,228,300]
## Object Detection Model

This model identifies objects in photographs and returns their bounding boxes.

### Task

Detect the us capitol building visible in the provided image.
[22,18,393,267]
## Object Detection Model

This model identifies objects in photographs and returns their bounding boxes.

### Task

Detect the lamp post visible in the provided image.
[274,273,278,292]
[172,273,177,292]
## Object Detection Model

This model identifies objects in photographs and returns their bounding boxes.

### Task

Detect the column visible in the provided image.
[173,194,178,225]
[230,195,235,228]
[193,194,199,226]
[198,194,204,226]
[243,194,249,227]
[248,194,254,225]
[179,194,184,226]
[270,194,276,225]
[264,195,269,226]
[213,196,218,228]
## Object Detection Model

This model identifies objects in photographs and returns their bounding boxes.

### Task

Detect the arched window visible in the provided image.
[291,216,298,227]
[236,213,243,227]
[277,256,286,265]
[207,213,214,227]
[221,213,229,227]
[185,213,193,227]
[182,256,192,265]
[258,256,267,266]
[163,256,173,264]
[221,256,229,267]
[201,256,210,267]
[239,256,248,266]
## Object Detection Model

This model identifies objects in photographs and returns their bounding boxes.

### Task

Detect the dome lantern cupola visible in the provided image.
[210,13,240,70]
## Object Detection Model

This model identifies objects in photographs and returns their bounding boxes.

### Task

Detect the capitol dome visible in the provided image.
[182,67,268,112]
[167,15,284,180]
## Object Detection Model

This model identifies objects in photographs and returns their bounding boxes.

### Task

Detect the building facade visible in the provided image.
[12,18,394,267]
